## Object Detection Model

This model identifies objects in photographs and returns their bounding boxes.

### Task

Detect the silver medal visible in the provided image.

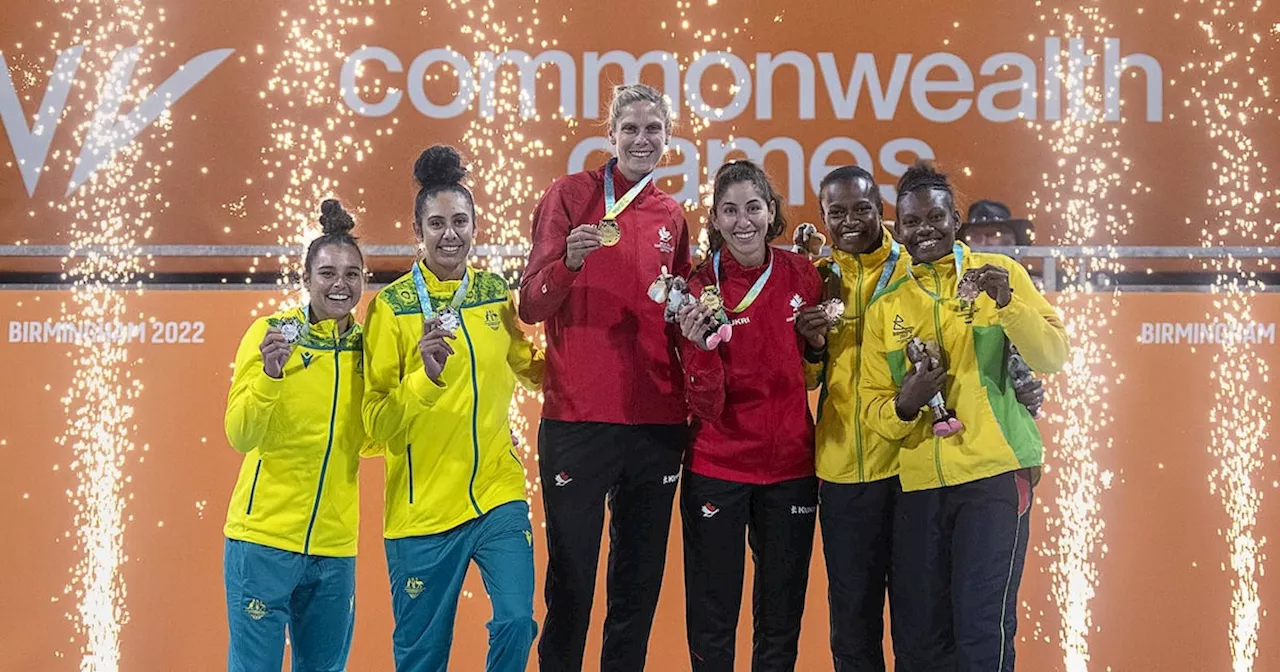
[438,308,461,334]
[278,316,307,344]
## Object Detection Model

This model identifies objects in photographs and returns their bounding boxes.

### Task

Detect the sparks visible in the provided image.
[1187,2,1275,670]
[38,0,179,667]
[1027,4,1128,670]
[255,0,391,309]
[441,0,553,528]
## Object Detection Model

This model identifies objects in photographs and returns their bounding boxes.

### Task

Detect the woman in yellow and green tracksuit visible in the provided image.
[794,165,913,671]
[860,162,1069,672]
[362,145,544,672]
[223,200,375,672]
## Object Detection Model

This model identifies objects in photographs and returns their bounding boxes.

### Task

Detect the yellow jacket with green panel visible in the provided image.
[860,243,1069,492]
[362,262,544,539]
[810,227,913,484]
[223,307,374,557]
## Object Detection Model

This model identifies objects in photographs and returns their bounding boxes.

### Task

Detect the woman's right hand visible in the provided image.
[260,327,291,379]
[418,318,456,383]
[677,303,716,351]
[564,224,603,271]
[895,357,946,420]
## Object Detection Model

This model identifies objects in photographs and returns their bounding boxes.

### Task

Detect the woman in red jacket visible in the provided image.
[676,160,825,672]
[518,83,692,672]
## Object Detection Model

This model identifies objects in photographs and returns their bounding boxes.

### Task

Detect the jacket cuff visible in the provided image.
[681,341,721,375]
[248,372,285,402]
[888,398,926,439]
[543,258,580,294]
[406,369,448,407]
[995,292,1034,328]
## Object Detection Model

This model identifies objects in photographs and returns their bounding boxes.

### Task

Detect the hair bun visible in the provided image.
[318,198,356,235]
[413,145,467,190]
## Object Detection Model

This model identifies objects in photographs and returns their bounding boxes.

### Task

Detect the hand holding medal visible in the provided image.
[958,264,1012,309]
[573,157,656,263]
[973,264,1012,307]
[564,224,603,271]
[794,305,833,351]
[418,316,456,384]
[259,326,293,379]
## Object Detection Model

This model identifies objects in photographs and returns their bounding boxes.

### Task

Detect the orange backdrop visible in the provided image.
[1,289,1278,670]
[2,0,1279,273]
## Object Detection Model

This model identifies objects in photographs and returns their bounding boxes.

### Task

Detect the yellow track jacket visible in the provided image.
[812,227,913,484]
[362,262,544,539]
[860,243,1069,491]
[223,307,373,557]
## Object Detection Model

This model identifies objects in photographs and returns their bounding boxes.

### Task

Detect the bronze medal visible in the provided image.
[598,220,621,247]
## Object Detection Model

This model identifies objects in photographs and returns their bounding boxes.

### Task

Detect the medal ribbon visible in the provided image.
[602,158,655,222]
[906,242,965,302]
[412,261,471,321]
[830,240,901,303]
[712,249,775,315]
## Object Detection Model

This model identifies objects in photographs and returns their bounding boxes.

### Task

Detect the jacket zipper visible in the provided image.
[407,444,415,504]
[928,266,948,487]
[852,260,867,482]
[244,459,263,515]
[460,317,484,516]
[302,334,341,554]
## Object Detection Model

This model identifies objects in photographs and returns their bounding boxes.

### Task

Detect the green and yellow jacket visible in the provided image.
[860,244,1069,491]
[363,262,543,539]
[224,307,375,557]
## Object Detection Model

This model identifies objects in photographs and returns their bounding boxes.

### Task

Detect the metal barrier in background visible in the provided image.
[2,244,1276,292]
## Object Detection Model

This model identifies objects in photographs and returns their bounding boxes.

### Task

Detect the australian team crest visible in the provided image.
[277,316,308,344]
[245,598,268,621]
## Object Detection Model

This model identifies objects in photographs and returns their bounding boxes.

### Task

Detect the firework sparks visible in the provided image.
[1026,4,1133,669]
[18,0,210,666]
[434,0,558,523]
[253,0,390,314]
[1183,2,1276,669]
[660,0,753,254]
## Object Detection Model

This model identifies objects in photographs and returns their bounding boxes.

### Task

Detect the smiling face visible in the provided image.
[896,187,961,264]
[821,176,883,255]
[304,243,365,320]
[415,190,474,280]
[608,101,669,181]
[711,179,775,267]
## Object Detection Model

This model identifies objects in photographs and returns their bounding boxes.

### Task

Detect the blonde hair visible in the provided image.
[607,83,675,134]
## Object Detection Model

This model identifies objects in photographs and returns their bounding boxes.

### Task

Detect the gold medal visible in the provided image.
[598,220,621,247]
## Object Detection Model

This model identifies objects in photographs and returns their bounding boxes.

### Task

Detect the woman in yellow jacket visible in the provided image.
[860,161,1069,672]
[362,145,544,672]
[794,165,913,671]
[222,200,373,672]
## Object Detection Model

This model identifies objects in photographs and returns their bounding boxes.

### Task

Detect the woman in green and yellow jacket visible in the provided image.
[362,145,544,672]
[861,161,1069,672]
[222,199,374,672]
